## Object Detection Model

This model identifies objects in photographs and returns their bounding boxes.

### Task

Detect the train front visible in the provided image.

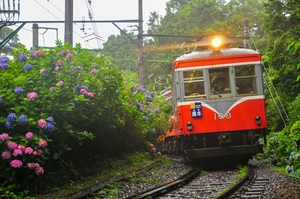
[165,35,267,160]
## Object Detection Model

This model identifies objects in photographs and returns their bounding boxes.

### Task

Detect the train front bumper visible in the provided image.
[184,144,263,159]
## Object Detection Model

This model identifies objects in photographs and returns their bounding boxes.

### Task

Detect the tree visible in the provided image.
[262,0,300,130]
[0,26,21,55]
[102,30,138,71]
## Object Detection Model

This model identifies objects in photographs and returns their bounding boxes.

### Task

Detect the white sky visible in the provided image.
[10,0,168,49]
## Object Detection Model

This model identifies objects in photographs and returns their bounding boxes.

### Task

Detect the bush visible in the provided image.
[0,42,172,196]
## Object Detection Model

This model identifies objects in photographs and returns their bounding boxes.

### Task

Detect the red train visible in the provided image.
[165,34,267,160]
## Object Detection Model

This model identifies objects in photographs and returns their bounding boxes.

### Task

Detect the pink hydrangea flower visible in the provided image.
[35,166,44,175]
[38,139,48,148]
[34,50,45,58]
[26,132,33,139]
[56,60,64,67]
[7,141,17,150]
[2,151,11,159]
[57,80,64,86]
[87,92,94,98]
[66,53,72,60]
[149,143,154,147]
[27,92,39,100]
[24,147,33,154]
[0,133,9,141]
[36,149,43,155]
[80,89,88,95]
[90,69,97,74]
[17,145,25,152]
[152,147,157,152]
[53,153,59,160]
[38,119,47,128]
[10,159,22,168]
[49,87,55,92]
[13,149,22,157]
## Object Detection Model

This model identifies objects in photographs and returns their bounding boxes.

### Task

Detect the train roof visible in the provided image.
[175,48,260,61]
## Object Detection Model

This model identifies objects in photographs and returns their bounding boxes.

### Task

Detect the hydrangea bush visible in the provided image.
[0,42,172,195]
[0,41,125,184]
[260,121,300,177]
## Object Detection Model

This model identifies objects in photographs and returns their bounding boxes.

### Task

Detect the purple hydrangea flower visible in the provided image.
[152,128,156,133]
[14,87,23,94]
[19,54,27,62]
[0,97,3,103]
[24,64,32,71]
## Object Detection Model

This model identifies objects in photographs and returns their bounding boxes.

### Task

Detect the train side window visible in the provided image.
[209,68,231,99]
[183,70,205,101]
[235,65,257,95]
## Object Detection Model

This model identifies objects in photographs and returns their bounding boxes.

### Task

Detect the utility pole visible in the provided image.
[138,0,143,84]
[243,19,249,49]
[65,0,73,45]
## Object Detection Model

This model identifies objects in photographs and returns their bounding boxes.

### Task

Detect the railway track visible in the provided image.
[124,165,271,199]
[73,158,300,199]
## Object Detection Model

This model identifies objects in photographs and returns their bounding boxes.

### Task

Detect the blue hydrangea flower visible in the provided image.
[44,123,55,132]
[142,116,149,121]
[81,86,88,91]
[24,64,32,71]
[145,95,152,102]
[130,86,136,92]
[7,113,17,122]
[5,121,13,129]
[19,54,27,61]
[14,87,23,94]
[155,109,159,113]
[290,152,295,157]
[0,63,8,70]
[0,57,9,64]
[152,128,156,133]
[18,115,27,125]
[0,97,3,103]
[47,116,54,122]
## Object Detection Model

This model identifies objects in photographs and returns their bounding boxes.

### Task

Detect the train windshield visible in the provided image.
[235,65,257,95]
[183,70,205,100]
[209,68,231,99]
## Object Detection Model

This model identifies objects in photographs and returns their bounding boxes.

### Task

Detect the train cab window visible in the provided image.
[209,68,231,99]
[235,65,257,95]
[183,70,205,101]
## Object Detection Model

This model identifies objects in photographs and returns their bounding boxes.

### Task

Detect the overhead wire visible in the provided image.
[247,29,289,126]
[29,0,87,47]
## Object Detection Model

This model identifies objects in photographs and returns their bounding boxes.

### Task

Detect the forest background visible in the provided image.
[1,0,300,197]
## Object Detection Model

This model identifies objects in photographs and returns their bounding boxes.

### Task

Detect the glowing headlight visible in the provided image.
[211,37,222,48]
